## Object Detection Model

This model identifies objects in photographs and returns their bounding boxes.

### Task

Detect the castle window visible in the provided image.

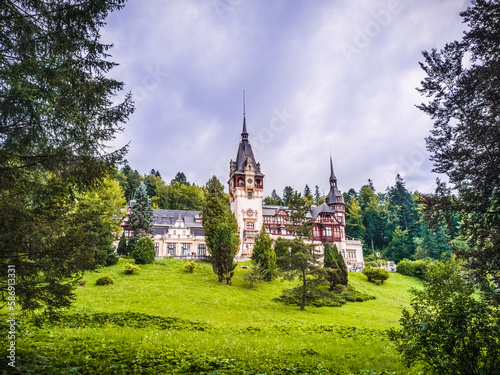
[198,244,206,256]
[247,192,252,199]
[313,226,319,237]
[247,222,254,229]
[182,243,190,255]
[154,242,159,257]
[167,243,176,255]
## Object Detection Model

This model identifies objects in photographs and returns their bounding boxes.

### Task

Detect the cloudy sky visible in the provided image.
[102,0,471,197]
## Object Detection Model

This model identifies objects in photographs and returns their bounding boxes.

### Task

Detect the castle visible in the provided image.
[140,112,364,270]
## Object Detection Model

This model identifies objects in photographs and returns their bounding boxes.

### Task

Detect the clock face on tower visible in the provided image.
[247,209,253,217]
[247,178,253,184]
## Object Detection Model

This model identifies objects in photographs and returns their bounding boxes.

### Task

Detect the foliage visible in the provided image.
[131,237,155,265]
[324,243,348,290]
[184,261,198,274]
[396,259,429,279]
[385,226,411,263]
[118,164,144,202]
[172,171,190,186]
[274,236,289,259]
[242,262,266,288]
[9,258,425,374]
[124,263,140,274]
[251,226,277,281]
[203,176,239,284]
[279,193,327,310]
[345,198,366,239]
[389,256,500,374]
[153,179,205,210]
[0,0,134,312]
[277,284,375,308]
[363,266,390,285]
[417,0,500,302]
[117,232,128,256]
[126,182,154,254]
[282,185,295,207]
[95,276,114,286]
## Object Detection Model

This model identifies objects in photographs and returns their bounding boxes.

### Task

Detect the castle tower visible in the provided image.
[228,111,264,259]
[325,156,345,239]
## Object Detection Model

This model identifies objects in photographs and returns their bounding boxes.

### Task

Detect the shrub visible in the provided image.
[184,261,198,274]
[95,276,114,286]
[363,266,390,285]
[124,263,140,274]
[397,259,430,279]
[131,237,155,265]
[77,279,87,287]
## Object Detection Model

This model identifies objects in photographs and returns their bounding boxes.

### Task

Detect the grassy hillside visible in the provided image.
[9,259,423,374]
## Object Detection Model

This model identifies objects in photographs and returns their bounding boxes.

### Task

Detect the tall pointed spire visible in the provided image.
[242,90,248,141]
[329,154,337,185]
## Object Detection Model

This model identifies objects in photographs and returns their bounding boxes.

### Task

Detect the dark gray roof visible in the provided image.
[233,116,263,176]
[310,203,335,219]
[325,185,344,205]
[152,209,202,227]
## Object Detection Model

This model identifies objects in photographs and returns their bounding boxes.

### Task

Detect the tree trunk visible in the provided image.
[300,269,306,311]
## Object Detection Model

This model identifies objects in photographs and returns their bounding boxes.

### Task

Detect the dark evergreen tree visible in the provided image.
[126,182,154,254]
[324,243,348,290]
[282,186,295,207]
[385,226,411,263]
[271,189,283,205]
[0,0,133,311]
[417,0,500,302]
[251,226,277,281]
[172,172,190,186]
[132,237,155,265]
[274,236,289,259]
[117,232,128,256]
[279,193,326,310]
[202,176,239,284]
[314,185,321,205]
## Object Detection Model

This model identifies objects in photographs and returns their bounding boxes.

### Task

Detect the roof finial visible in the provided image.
[330,154,336,182]
[243,89,245,117]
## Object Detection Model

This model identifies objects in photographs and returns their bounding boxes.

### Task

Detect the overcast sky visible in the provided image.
[102,0,471,197]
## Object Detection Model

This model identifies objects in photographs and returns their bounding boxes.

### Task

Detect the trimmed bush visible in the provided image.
[78,279,87,287]
[131,237,155,265]
[363,266,390,285]
[124,263,140,274]
[96,276,114,286]
[396,259,430,279]
[184,261,198,274]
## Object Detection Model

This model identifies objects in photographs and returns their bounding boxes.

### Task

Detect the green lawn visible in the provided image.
[10,258,423,374]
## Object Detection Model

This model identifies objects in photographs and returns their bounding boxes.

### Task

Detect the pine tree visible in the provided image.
[324,243,348,290]
[279,193,326,310]
[203,176,240,284]
[117,232,128,256]
[127,182,154,254]
[0,0,133,311]
[314,185,321,205]
[345,198,365,239]
[251,226,277,281]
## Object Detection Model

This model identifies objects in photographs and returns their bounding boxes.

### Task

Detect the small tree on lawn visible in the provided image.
[251,226,277,281]
[324,242,348,290]
[203,176,240,284]
[279,193,326,310]
[117,232,128,256]
[127,182,154,254]
[132,237,155,265]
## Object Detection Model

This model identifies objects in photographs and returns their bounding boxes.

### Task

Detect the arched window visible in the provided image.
[246,222,254,229]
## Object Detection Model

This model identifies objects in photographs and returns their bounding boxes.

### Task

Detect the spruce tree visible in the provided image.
[117,232,128,256]
[324,243,348,290]
[127,182,154,254]
[203,176,240,284]
[251,226,277,281]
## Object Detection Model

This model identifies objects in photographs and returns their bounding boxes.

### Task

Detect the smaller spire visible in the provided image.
[241,90,248,141]
[330,155,337,184]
